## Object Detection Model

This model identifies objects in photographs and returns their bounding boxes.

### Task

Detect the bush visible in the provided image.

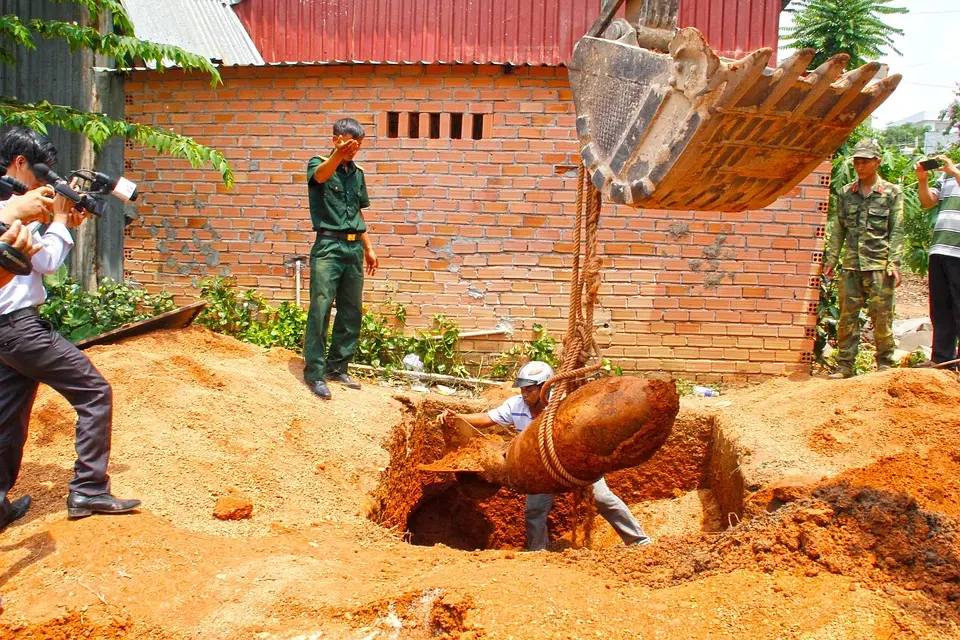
[491,323,558,379]
[40,272,176,342]
[196,278,471,377]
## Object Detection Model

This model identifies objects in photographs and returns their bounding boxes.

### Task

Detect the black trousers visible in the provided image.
[0,311,112,521]
[929,253,960,366]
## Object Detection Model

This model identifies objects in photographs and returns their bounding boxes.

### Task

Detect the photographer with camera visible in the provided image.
[0,127,140,533]
[917,154,960,369]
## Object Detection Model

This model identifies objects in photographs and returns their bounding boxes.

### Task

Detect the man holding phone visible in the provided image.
[823,139,904,379]
[917,154,960,369]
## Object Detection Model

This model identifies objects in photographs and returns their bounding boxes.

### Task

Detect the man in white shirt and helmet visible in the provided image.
[450,361,651,551]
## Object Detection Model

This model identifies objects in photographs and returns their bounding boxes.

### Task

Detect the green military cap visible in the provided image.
[851,139,882,159]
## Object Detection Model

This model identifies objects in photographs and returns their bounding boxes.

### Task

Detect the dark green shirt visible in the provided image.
[825,177,904,272]
[306,156,370,233]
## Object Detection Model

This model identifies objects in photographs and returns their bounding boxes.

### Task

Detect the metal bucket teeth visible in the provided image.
[568,27,901,212]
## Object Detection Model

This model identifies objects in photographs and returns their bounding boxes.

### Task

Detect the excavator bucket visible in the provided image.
[569,1,902,212]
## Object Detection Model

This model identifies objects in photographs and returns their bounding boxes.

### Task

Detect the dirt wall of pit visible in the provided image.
[370,394,727,550]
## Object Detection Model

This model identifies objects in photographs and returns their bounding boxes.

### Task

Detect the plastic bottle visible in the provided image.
[693,386,720,397]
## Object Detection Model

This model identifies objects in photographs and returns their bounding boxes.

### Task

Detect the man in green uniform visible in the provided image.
[303,118,378,400]
[823,139,904,379]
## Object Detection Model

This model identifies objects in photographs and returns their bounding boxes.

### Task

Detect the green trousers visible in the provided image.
[835,269,896,373]
[303,236,365,382]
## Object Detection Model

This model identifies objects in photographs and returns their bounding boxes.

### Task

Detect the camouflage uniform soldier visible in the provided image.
[823,140,904,379]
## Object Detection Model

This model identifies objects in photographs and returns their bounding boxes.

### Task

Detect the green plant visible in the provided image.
[194,280,474,377]
[196,277,309,351]
[491,324,559,379]
[409,315,469,378]
[675,379,695,396]
[0,1,233,186]
[244,302,308,351]
[880,122,931,151]
[781,0,907,70]
[942,83,960,142]
[897,349,928,368]
[853,343,877,375]
[601,358,623,376]
[40,275,176,342]
[196,277,265,337]
[814,274,839,364]
[354,306,409,370]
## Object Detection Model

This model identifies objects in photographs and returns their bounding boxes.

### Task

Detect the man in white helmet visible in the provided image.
[448,361,651,551]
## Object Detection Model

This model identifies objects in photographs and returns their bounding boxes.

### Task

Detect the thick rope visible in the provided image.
[535,162,605,489]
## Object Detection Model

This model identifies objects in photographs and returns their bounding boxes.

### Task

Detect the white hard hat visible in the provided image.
[513,361,554,388]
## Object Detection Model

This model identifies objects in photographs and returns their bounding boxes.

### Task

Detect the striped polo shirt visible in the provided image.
[931,177,960,259]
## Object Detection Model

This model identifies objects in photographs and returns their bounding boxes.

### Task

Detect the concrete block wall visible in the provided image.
[122,64,830,382]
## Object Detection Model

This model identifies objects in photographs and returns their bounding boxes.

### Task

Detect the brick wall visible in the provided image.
[123,64,830,383]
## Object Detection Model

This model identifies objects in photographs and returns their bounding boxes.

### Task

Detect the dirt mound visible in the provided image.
[730,369,960,459]
[578,483,960,615]
[19,326,402,537]
[5,330,960,638]
[1,612,144,639]
[716,368,960,504]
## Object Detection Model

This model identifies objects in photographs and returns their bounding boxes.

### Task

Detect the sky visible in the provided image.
[779,0,959,127]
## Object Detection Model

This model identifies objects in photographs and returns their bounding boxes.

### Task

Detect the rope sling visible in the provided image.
[535,162,605,489]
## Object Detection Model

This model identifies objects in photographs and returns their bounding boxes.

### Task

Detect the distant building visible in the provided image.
[886,111,954,155]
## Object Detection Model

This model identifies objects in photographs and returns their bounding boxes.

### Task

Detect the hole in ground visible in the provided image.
[369,396,744,551]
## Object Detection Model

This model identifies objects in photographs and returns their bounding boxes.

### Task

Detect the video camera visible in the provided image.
[0,163,28,201]
[0,163,32,275]
[33,163,139,217]
[0,165,141,278]
[0,220,31,275]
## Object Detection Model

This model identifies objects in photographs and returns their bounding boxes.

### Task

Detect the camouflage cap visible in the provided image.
[851,139,882,159]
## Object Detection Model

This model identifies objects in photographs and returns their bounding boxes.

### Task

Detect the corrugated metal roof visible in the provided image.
[232,0,784,66]
[678,0,783,62]
[123,0,264,66]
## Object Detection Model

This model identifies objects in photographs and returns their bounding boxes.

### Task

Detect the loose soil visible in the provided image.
[2,328,959,638]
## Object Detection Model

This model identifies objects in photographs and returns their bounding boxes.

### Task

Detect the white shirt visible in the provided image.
[488,395,535,433]
[0,198,75,314]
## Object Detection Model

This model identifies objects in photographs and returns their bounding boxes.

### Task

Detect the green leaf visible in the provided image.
[0,97,233,188]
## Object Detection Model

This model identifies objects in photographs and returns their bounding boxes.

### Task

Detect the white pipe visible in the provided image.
[425,328,512,341]
[295,259,302,307]
[348,363,501,387]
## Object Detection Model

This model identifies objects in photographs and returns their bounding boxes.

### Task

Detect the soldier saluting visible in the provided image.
[823,139,904,379]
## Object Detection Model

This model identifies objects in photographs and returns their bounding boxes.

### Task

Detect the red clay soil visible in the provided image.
[2,328,960,638]
[371,396,582,550]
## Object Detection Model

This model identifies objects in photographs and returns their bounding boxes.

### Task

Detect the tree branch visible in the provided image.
[28,19,222,85]
[0,98,234,189]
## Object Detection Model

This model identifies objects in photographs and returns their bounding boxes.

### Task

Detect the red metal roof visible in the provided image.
[233,0,784,66]
[679,0,783,62]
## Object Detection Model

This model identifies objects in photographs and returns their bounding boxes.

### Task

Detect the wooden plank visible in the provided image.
[75,301,206,350]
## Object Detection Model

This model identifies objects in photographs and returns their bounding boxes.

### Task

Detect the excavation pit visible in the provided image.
[369,393,745,551]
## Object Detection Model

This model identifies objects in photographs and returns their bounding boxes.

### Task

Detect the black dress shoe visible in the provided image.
[325,372,360,390]
[0,495,31,532]
[306,378,332,399]
[67,491,140,519]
